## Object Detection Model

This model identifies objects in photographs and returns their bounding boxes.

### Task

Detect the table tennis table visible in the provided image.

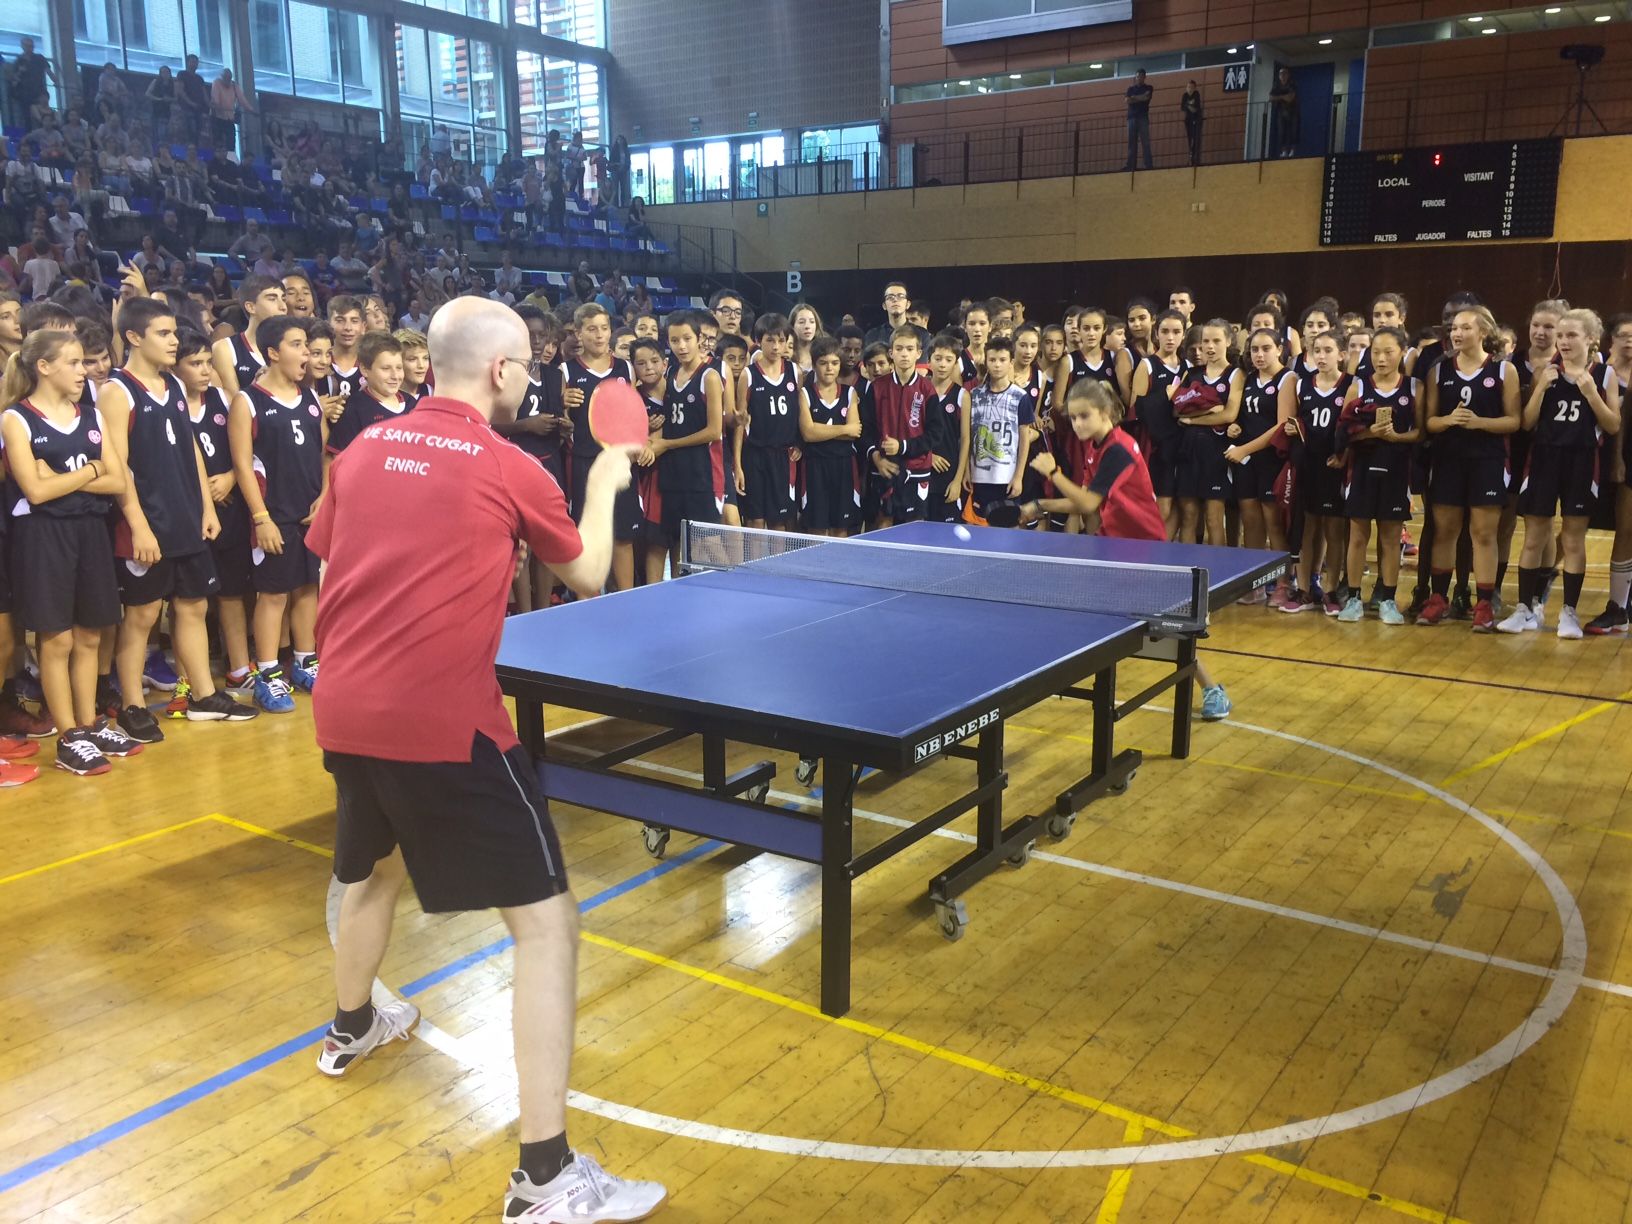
[497,521,1285,1016]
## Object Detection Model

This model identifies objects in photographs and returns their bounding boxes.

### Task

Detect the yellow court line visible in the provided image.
[1097,1119,1145,1224]
[1441,687,1632,784]
[0,815,216,887]
[580,929,1468,1223]
[209,813,333,859]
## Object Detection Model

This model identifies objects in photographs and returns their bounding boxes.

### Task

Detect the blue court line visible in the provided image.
[0,838,722,1198]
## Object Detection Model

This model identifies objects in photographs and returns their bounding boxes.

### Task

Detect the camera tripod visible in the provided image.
[1552,59,1607,137]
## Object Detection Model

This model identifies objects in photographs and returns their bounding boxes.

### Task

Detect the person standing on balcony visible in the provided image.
[1124,69,1155,172]
[1182,79,1204,166]
[1271,67,1300,158]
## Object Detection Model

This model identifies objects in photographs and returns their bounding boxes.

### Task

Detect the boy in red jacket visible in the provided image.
[860,326,935,528]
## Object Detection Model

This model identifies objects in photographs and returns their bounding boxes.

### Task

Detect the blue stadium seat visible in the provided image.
[410,183,429,200]
[460,205,481,222]
[244,206,267,223]
[129,197,156,214]
[348,195,367,209]
[223,256,246,276]
[440,205,458,222]
[474,226,497,244]
[266,209,291,225]
[217,204,243,222]
[370,197,389,213]
[543,232,566,247]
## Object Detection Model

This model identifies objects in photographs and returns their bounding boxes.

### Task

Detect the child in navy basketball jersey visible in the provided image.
[395,328,431,406]
[563,302,638,591]
[1128,309,1190,537]
[327,332,410,456]
[712,326,749,529]
[925,332,971,522]
[1502,308,1621,637]
[303,320,346,423]
[1282,331,1349,614]
[0,329,134,774]
[1420,305,1519,629]
[799,336,864,537]
[100,298,255,742]
[228,315,327,713]
[1588,314,1632,634]
[960,302,990,386]
[211,274,286,396]
[631,337,672,585]
[326,296,366,398]
[646,312,723,563]
[1023,378,1231,720]
[1171,318,1243,546]
[1335,326,1418,624]
[737,313,801,529]
[175,328,256,693]
[1225,326,1296,597]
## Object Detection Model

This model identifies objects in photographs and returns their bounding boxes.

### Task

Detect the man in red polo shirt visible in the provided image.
[307,296,666,1222]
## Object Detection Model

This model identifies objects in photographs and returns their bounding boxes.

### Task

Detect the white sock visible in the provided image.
[294,651,315,668]
[258,660,279,674]
[1611,559,1632,608]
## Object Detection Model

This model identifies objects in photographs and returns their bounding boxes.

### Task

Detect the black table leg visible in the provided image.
[820,753,854,1017]
[1171,636,1196,760]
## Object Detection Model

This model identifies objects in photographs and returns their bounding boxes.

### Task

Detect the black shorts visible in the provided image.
[0,531,12,616]
[118,548,219,605]
[880,473,930,523]
[927,468,963,523]
[252,520,322,594]
[1518,445,1598,518]
[13,513,122,634]
[1230,450,1280,501]
[660,486,722,546]
[571,461,644,542]
[1174,429,1230,500]
[1507,429,1534,499]
[1429,453,1510,509]
[741,445,797,524]
[1146,438,1179,499]
[1410,442,1432,497]
[801,450,858,532]
[210,498,253,597]
[1343,451,1413,521]
[1298,454,1345,515]
[327,731,569,913]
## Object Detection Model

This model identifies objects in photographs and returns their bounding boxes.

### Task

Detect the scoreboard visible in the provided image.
[1319,138,1562,246]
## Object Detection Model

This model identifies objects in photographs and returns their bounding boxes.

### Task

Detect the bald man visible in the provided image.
[308,298,666,1221]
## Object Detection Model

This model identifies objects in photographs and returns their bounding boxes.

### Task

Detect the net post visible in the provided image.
[1190,566,1208,632]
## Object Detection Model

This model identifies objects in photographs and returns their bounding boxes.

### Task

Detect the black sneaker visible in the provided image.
[96,677,122,721]
[93,718,146,756]
[117,703,165,744]
[186,690,260,721]
[1586,602,1629,636]
[55,730,112,776]
[1449,589,1472,621]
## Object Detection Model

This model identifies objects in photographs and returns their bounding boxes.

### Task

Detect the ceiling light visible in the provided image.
[1466,14,1484,20]
[1318,36,1333,44]
[1595,13,1612,20]
[1009,73,1022,79]
[1545,6,1561,11]
[1227,46,1237,52]
[1482,26,1496,33]
[1089,61,1103,68]
[957,79,970,85]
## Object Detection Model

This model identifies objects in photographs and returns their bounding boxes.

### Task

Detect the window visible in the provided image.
[516,54,601,155]
[249,0,291,94]
[518,0,606,48]
[943,0,1131,46]
[396,23,504,173]
[647,145,674,205]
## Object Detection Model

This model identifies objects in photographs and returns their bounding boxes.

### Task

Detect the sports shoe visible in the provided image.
[795,757,818,786]
[1236,586,1267,606]
[0,759,39,786]
[254,668,296,714]
[1404,591,1427,621]
[0,697,54,739]
[1337,596,1364,622]
[502,1154,668,1224]
[1449,589,1472,621]
[224,668,257,695]
[186,689,260,721]
[0,736,39,759]
[1266,581,1291,611]
[1280,589,1316,613]
[142,648,179,692]
[91,719,145,757]
[315,999,420,1077]
[56,730,112,776]
[96,676,122,721]
[1417,593,1450,625]
[14,669,43,704]
[1586,603,1629,636]
[1471,599,1495,633]
[117,703,165,744]
[164,678,192,719]
[1378,599,1406,626]
[1496,605,1537,635]
[1364,591,1379,613]
[1400,526,1418,557]
[1322,591,1344,616]
[291,656,319,693]
[1558,607,1584,640]
[1200,685,1232,721]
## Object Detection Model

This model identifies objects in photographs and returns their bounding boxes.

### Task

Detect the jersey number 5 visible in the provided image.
[290,419,306,446]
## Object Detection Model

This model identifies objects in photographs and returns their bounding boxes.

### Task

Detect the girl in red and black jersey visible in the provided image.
[1112,297,1155,413]
[1170,318,1242,546]
[1419,305,1520,629]
[1501,308,1621,638]
[1282,331,1349,614]
[1128,310,1190,537]
[1587,314,1632,634]
[1224,327,1296,600]
[1499,299,1566,605]
[1334,326,1419,624]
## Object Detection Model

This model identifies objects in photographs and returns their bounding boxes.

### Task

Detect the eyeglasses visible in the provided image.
[883,292,908,302]
[499,356,533,373]
[714,306,742,317]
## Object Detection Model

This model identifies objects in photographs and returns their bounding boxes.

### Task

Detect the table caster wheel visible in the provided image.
[1045,813,1075,841]
[795,757,818,787]
[1006,839,1035,867]
[746,780,770,805]
[935,899,969,942]
[641,825,670,859]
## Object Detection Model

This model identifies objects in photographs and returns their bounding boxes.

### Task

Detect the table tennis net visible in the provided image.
[681,523,1207,631]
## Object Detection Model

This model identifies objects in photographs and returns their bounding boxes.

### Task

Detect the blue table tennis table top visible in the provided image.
[496,523,1283,767]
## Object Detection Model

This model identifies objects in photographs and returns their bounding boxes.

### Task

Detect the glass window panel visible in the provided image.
[629,150,649,202]
[432,31,473,126]
[287,0,342,101]
[395,23,432,122]
[121,0,187,74]
[468,37,500,131]
[74,0,124,73]
[182,0,229,72]
[249,0,292,95]
[648,145,673,205]
[702,140,729,199]
[336,11,380,107]
[534,0,605,48]
[517,55,600,154]
[946,0,1028,22]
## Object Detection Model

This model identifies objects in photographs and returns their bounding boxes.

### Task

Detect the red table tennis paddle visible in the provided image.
[982,499,1026,528]
[587,379,651,449]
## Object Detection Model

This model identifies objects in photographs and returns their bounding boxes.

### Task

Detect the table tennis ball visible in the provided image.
[953,526,972,541]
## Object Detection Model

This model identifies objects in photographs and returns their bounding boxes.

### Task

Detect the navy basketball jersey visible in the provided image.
[1240,369,1291,441]
[1136,355,1188,448]
[1352,374,1418,438]
[564,355,633,469]
[1297,373,1350,459]
[660,364,720,493]
[246,382,325,524]
[4,401,109,518]
[923,382,963,462]
[1535,365,1610,450]
[330,360,361,400]
[1070,351,1116,387]
[109,368,206,557]
[1435,356,1511,458]
[189,386,234,479]
[744,359,801,450]
[328,386,411,455]
[228,331,264,390]
[514,361,568,478]
[807,385,859,459]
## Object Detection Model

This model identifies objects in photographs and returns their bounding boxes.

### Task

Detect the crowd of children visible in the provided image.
[2,274,1627,787]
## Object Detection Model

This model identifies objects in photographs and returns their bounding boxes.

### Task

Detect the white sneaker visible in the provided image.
[1495,605,1536,635]
[504,1154,668,1223]
[315,999,420,1076]
[1557,607,1584,640]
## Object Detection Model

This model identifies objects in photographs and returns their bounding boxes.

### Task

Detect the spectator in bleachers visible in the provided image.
[206,264,234,300]
[68,228,113,280]
[68,158,107,227]
[431,124,452,160]
[545,158,567,233]
[354,214,382,258]
[626,195,652,241]
[385,183,412,235]
[607,136,628,208]
[1123,69,1155,172]
[209,68,251,152]
[332,241,370,295]
[27,111,72,170]
[399,296,430,332]
[4,142,50,212]
[95,132,128,194]
[20,227,62,298]
[94,63,130,123]
[565,131,587,196]
[47,196,87,248]
[5,38,59,128]
[252,242,284,279]
[493,251,524,300]
[369,238,413,316]
[309,251,337,299]
[145,67,175,147]
[131,232,171,278]
[175,55,209,141]
[227,217,265,262]
[59,106,93,160]
[262,117,292,168]
[123,135,156,198]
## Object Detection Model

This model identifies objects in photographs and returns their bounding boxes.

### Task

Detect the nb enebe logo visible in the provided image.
[914,707,1000,763]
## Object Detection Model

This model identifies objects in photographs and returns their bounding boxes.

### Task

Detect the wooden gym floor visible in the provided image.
[3,531,1632,1223]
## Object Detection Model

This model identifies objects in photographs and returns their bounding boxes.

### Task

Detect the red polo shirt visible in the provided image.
[1080,426,1167,542]
[308,396,583,762]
